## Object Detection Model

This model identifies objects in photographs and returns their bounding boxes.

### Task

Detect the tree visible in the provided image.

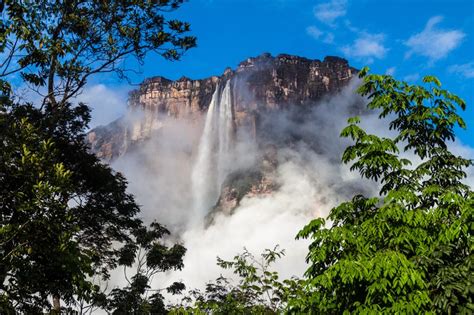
[172,246,304,314]
[0,100,145,313]
[292,69,473,314]
[0,0,195,312]
[106,222,187,314]
[0,0,196,108]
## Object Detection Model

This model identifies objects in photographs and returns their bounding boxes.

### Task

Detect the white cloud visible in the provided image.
[75,84,129,129]
[385,67,396,76]
[448,62,474,79]
[306,26,335,44]
[306,26,324,39]
[313,0,347,26]
[324,32,335,44]
[341,33,388,64]
[405,16,465,63]
[344,20,360,33]
[109,80,377,300]
[403,73,420,82]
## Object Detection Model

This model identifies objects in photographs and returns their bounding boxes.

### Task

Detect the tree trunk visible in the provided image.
[48,54,58,109]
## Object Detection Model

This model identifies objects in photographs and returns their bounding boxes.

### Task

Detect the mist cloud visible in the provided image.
[105,76,474,304]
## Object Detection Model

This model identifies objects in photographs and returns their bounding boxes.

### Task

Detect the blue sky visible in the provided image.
[93,0,474,146]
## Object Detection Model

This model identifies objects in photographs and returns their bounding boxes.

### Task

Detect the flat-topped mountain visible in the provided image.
[88,53,357,160]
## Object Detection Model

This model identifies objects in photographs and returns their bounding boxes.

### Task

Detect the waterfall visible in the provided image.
[217,81,233,186]
[191,80,234,225]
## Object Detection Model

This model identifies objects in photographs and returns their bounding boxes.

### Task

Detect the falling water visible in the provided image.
[191,80,234,225]
[217,81,234,185]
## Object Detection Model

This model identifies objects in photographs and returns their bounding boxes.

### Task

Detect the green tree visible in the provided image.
[292,70,473,314]
[0,101,142,313]
[0,0,196,108]
[0,0,195,312]
[106,222,187,314]
[172,246,304,315]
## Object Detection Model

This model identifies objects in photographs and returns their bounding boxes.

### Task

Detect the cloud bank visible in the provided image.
[405,16,465,63]
[104,76,474,305]
[76,84,129,129]
[313,0,347,26]
[106,79,380,296]
[306,26,335,44]
[448,62,474,79]
[341,32,388,64]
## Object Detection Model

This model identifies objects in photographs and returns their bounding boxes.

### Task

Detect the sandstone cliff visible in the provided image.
[88,53,357,160]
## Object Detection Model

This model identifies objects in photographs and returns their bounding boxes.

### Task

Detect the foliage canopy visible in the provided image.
[0,0,196,107]
[172,246,303,315]
[293,69,473,314]
[0,0,194,312]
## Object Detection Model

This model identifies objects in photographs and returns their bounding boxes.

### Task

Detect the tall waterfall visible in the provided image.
[191,80,234,225]
[217,81,234,185]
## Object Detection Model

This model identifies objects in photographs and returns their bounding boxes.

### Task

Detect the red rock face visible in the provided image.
[88,53,357,160]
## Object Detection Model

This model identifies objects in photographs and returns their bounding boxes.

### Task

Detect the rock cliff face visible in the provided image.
[88,53,356,160]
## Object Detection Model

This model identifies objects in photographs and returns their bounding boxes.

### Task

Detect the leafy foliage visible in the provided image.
[172,246,304,314]
[106,222,186,314]
[0,1,195,312]
[0,0,196,107]
[292,69,474,314]
[0,101,144,312]
[0,88,188,314]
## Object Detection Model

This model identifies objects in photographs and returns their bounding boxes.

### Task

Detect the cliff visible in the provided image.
[87,53,357,160]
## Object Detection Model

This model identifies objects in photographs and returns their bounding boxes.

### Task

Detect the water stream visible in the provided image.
[191,80,234,225]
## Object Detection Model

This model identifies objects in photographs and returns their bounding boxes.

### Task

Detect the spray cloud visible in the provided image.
[104,76,474,298]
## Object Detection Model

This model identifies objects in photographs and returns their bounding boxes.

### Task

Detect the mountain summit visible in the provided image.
[88,53,357,160]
